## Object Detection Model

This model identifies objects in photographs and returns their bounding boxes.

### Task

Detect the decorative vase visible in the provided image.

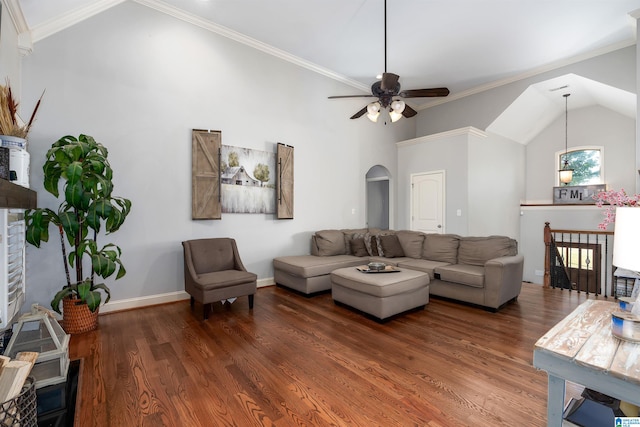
[0,136,27,182]
[62,297,99,334]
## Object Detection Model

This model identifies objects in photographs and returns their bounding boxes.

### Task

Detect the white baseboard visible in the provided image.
[99,277,275,314]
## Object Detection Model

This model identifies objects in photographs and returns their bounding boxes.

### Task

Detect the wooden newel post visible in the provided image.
[543,222,551,288]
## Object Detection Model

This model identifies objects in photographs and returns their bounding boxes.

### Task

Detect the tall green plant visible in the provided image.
[25,134,132,313]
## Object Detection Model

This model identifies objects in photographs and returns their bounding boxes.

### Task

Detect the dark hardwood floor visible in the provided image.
[70,283,602,426]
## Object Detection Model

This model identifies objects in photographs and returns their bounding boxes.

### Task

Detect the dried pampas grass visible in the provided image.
[0,80,44,140]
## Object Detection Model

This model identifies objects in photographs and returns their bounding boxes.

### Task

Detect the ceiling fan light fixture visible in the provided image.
[391,99,405,113]
[389,110,402,122]
[326,0,449,122]
[367,101,381,122]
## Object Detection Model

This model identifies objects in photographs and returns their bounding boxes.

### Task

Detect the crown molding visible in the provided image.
[29,0,126,42]
[395,126,487,148]
[3,0,32,55]
[417,38,637,111]
[132,0,369,93]
[3,0,28,33]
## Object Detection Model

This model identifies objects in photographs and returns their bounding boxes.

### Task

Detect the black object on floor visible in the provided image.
[564,388,626,427]
[36,359,79,427]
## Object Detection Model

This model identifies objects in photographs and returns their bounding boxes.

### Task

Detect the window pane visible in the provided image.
[559,149,601,185]
[560,246,593,270]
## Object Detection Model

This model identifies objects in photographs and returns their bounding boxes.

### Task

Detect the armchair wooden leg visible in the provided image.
[248,294,254,309]
[203,303,211,320]
[190,296,195,309]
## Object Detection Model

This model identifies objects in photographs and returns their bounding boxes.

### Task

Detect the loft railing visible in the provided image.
[543,222,619,297]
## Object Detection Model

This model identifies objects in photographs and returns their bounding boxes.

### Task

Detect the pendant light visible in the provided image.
[558,93,574,185]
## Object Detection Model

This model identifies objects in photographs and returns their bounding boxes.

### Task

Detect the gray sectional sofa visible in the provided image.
[273,228,525,311]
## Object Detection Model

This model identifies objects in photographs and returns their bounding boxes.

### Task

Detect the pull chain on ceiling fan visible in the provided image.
[328,0,450,122]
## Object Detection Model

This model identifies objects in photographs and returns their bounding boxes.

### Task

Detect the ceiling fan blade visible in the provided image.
[350,106,368,119]
[381,73,400,92]
[400,87,450,98]
[328,95,376,99]
[402,104,417,118]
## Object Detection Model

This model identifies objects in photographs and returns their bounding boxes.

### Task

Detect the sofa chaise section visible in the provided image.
[273,255,363,294]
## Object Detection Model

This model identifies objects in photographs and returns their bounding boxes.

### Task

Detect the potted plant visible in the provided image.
[25,134,132,333]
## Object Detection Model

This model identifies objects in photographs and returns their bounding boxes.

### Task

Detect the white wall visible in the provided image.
[19,2,415,311]
[467,132,525,238]
[0,1,22,97]
[396,130,470,235]
[396,128,524,238]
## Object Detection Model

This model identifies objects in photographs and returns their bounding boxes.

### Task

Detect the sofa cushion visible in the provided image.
[422,234,460,264]
[379,234,405,258]
[458,236,517,266]
[397,258,451,280]
[395,231,425,259]
[435,264,485,288]
[331,267,430,298]
[349,238,369,257]
[315,230,347,256]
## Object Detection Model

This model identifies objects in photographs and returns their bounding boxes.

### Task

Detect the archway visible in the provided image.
[366,165,391,230]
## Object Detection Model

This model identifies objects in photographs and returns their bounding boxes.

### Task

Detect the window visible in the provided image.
[559,246,594,271]
[557,147,603,186]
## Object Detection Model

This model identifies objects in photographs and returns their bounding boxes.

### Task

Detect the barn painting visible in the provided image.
[221,145,276,214]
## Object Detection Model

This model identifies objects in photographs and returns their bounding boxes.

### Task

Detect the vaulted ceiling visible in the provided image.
[11,1,640,98]
[7,0,640,137]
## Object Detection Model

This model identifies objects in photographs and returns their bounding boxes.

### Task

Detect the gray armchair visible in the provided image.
[182,238,257,319]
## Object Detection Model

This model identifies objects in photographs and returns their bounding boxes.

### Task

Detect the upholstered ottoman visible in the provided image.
[331,267,430,321]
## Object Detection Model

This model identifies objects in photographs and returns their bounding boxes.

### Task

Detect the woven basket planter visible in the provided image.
[62,297,99,334]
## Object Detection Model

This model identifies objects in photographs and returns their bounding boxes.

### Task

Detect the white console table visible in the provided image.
[533,299,640,427]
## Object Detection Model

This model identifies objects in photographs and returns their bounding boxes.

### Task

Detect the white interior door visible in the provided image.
[411,171,444,234]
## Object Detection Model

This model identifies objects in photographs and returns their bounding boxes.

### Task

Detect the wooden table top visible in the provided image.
[534,299,640,386]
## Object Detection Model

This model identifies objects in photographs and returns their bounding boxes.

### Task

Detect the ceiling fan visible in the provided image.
[328,0,449,122]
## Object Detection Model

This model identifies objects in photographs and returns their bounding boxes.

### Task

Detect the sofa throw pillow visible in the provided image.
[315,229,347,256]
[363,233,379,256]
[379,234,405,258]
[349,238,369,257]
[422,234,460,264]
[343,230,368,255]
[395,230,425,259]
[340,228,368,255]
[458,236,517,266]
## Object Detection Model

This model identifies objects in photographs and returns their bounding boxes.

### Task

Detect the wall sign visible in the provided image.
[553,184,606,205]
